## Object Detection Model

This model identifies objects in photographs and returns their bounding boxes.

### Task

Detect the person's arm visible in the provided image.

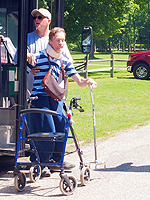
[30,66,40,76]
[27,53,36,65]
[71,73,97,89]
[27,53,40,75]
[27,32,40,75]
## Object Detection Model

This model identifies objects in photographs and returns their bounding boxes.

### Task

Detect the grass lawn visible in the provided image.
[65,51,150,143]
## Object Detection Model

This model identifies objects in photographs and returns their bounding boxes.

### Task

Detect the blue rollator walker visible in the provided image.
[13,96,90,195]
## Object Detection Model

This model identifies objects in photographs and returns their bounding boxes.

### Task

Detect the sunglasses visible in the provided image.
[33,15,44,20]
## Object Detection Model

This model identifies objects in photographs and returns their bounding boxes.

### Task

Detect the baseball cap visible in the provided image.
[31,8,51,20]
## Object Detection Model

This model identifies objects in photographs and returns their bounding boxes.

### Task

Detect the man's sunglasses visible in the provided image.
[32,16,44,20]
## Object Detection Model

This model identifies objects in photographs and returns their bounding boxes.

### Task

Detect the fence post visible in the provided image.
[84,54,89,78]
[110,54,114,78]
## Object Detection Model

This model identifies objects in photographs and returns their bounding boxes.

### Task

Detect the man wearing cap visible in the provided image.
[27,8,72,95]
[27,8,74,177]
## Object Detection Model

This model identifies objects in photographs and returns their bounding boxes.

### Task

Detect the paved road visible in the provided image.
[0,123,150,199]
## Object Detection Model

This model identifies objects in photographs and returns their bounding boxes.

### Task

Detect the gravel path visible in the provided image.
[1,123,150,199]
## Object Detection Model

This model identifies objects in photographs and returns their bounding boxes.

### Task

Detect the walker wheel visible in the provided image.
[14,172,26,192]
[80,167,90,186]
[29,165,41,183]
[59,175,77,196]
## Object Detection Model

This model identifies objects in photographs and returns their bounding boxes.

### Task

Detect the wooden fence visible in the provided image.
[73,54,128,78]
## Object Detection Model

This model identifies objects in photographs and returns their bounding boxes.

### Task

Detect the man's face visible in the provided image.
[49,32,65,53]
[33,14,50,29]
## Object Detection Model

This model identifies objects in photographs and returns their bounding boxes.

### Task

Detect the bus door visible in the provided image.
[0,0,37,156]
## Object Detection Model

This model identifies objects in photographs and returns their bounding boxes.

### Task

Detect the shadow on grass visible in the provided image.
[69,69,150,81]
[112,52,131,55]
[117,76,135,79]
[70,51,83,55]
[117,76,150,80]
[73,58,85,61]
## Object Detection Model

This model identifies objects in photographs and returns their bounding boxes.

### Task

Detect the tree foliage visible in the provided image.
[38,0,150,52]
[64,0,131,43]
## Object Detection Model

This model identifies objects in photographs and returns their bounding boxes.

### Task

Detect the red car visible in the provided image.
[127,51,150,80]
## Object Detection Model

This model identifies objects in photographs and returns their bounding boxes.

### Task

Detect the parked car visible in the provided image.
[127,51,150,80]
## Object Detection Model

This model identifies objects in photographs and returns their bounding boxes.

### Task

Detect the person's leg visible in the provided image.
[49,99,66,162]
[26,95,56,163]
[49,99,75,169]
[38,96,75,170]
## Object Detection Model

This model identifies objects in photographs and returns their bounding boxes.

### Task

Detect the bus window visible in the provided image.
[0,9,18,63]
[8,11,18,49]
[0,8,6,36]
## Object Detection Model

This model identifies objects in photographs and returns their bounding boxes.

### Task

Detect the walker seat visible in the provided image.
[27,132,65,140]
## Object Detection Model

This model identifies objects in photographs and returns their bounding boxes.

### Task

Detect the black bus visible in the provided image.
[0,0,64,156]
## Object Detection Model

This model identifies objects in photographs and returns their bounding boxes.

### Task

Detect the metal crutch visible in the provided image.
[89,85,106,169]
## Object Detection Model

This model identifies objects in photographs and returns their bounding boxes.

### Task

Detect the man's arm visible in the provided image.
[27,53,40,75]
[27,53,36,65]
[71,73,97,89]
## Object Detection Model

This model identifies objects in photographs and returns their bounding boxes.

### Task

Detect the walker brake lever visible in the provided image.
[78,105,84,112]
[73,103,84,112]
[70,96,84,112]
[72,97,84,112]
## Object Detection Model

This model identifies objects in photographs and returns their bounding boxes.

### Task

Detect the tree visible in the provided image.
[38,0,150,53]
[64,0,130,43]
[64,0,132,57]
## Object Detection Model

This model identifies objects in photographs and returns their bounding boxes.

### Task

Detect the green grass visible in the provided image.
[65,51,150,143]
